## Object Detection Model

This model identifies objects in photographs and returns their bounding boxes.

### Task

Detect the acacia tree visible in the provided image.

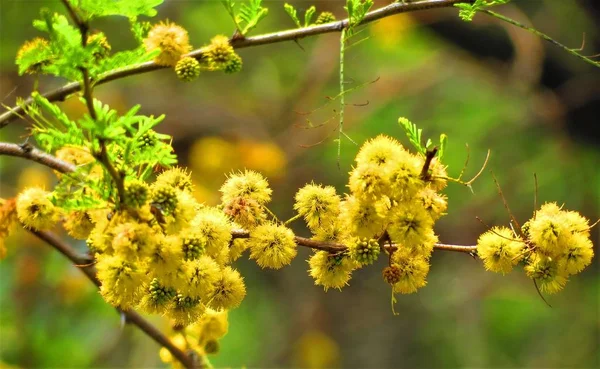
[0,1,598,368]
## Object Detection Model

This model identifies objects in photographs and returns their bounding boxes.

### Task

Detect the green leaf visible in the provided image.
[284,3,301,28]
[398,116,426,155]
[239,0,269,35]
[455,0,510,22]
[439,133,448,161]
[72,0,164,20]
[304,6,316,27]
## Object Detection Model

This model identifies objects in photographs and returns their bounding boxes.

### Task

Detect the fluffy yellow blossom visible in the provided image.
[62,210,95,240]
[144,21,192,66]
[308,251,356,291]
[16,187,59,230]
[192,207,232,263]
[294,183,341,232]
[205,35,236,70]
[387,204,435,247]
[139,278,177,314]
[165,190,198,234]
[228,238,249,263]
[210,267,246,310]
[96,255,150,309]
[223,196,266,229]
[524,254,568,294]
[391,248,430,294]
[111,222,157,259]
[422,157,447,191]
[476,227,525,274]
[348,164,390,200]
[156,168,194,193]
[355,135,405,168]
[248,223,297,269]
[561,233,594,275]
[146,236,185,280]
[182,256,221,300]
[387,154,423,200]
[417,187,448,221]
[339,195,386,239]
[220,170,272,205]
[167,294,206,326]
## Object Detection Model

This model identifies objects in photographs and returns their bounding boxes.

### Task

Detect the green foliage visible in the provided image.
[398,117,447,159]
[345,0,373,28]
[455,0,510,21]
[90,47,158,77]
[23,93,176,208]
[29,10,96,80]
[284,3,316,28]
[72,0,164,20]
[222,0,269,36]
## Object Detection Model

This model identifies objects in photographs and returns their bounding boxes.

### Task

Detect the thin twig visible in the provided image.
[30,229,198,369]
[0,0,468,127]
[420,147,439,180]
[480,10,600,68]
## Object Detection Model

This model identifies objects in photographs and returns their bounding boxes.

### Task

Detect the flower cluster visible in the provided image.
[477,202,594,294]
[143,22,242,82]
[295,135,448,292]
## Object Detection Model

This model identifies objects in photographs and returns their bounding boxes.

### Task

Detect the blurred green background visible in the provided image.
[0,0,598,368]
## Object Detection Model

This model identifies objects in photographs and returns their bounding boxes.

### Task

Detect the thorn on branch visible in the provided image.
[420,146,439,180]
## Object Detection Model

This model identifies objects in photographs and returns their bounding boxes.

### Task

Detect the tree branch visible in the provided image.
[231,229,477,255]
[0,0,467,128]
[0,142,76,173]
[30,229,198,369]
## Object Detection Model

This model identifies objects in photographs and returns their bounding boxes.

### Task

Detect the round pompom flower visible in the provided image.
[391,248,430,294]
[294,183,341,232]
[524,254,568,294]
[210,267,246,310]
[150,183,178,216]
[124,180,149,208]
[156,167,194,193]
[139,278,177,314]
[63,210,95,240]
[168,294,206,326]
[308,251,356,291]
[224,53,243,74]
[192,207,232,263]
[387,204,435,247]
[476,227,525,274]
[223,196,265,229]
[182,256,221,300]
[355,135,405,169]
[561,232,594,275]
[249,223,297,269]
[144,21,192,66]
[96,255,150,309]
[206,35,235,70]
[220,170,272,205]
[175,56,201,82]
[16,187,59,230]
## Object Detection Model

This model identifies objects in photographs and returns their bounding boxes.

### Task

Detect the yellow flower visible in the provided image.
[387,204,435,247]
[348,163,390,200]
[111,222,157,259]
[182,256,221,300]
[96,255,150,309]
[308,251,356,291]
[205,35,236,70]
[138,278,176,315]
[228,238,249,263]
[220,170,272,205]
[156,168,194,193]
[561,232,594,275]
[144,21,192,66]
[192,207,232,263]
[223,196,266,229]
[146,235,185,280]
[524,254,568,294]
[167,294,206,326]
[422,157,447,191]
[210,267,246,310]
[387,153,423,200]
[528,211,568,258]
[192,308,229,344]
[63,210,95,240]
[339,195,386,239]
[294,183,341,232]
[417,187,448,221]
[16,187,59,230]
[355,135,405,169]
[248,223,297,269]
[476,227,525,274]
[391,247,430,294]
[347,237,380,266]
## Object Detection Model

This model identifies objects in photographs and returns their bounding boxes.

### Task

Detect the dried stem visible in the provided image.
[30,229,198,369]
[0,0,468,127]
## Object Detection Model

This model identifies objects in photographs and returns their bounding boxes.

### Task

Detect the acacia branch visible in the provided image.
[0,0,467,128]
[231,229,477,255]
[31,229,198,369]
[0,142,76,173]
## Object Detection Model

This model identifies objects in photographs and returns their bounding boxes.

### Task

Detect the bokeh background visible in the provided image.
[1,0,599,368]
